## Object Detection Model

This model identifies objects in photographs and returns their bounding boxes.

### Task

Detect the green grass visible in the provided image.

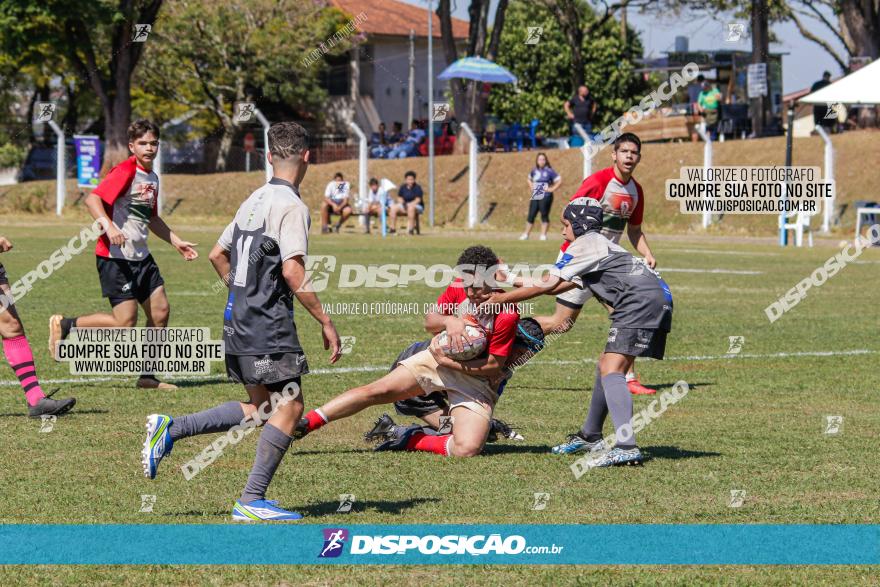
[0,222,878,584]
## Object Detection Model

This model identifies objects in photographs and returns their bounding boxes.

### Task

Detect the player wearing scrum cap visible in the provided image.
[485,198,673,466]
[530,132,659,395]
[295,245,521,458]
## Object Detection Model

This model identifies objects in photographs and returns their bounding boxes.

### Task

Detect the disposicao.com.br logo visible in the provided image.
[318,528,563,557]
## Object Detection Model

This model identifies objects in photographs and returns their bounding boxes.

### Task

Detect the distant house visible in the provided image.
[323,0,469,135]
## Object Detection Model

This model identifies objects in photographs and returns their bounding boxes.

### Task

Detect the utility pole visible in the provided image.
[427,0,435,227]
[408,29,415,126]
[750,0,770,136]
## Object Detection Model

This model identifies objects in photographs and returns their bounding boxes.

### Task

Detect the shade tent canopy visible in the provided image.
[437,57,517,84]
[799,60,880,105]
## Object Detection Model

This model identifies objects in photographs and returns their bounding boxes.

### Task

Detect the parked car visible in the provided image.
[18,142,77,182]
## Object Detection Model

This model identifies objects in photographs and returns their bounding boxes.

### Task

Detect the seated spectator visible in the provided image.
[389,170,423,235]
[362,177,387,233]
[386,120,425,159]
[370,122,391,159]
[321,172,353,233]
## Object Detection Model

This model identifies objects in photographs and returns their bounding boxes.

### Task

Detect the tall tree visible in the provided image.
[136,0,353,171]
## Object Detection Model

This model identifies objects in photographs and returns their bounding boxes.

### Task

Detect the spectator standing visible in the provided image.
[564,85,598,136]
[811,71,835,131]
[695,77,723,140]
[519,152,562,241]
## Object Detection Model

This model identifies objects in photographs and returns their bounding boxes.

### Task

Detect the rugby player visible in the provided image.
[0,236,76,417]
[48,119,198,390]
[534,132,659,395]
[295,245,522,458]
[485,199,673,464]
[140,121,342,522]
[361,317,545,449]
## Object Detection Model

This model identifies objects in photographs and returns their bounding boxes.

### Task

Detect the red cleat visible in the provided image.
[627,376,657,395]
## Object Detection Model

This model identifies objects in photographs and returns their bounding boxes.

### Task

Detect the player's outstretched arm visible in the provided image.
[484,275,575,307]
[149,216,198,260]
[208,244,232,284]
[428,335,506,379]
[627,224,656,268]
[282,255,341,363]
[84,193,126,246]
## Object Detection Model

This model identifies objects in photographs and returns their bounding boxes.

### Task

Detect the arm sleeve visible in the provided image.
[435,283,465,314]
[414,185,424,201]
[217,221,235,251]
[487,312,518,357]
[549,235,608,285]
[93,162,134,206]
[630,183,645,226]
[278,206,310,261]
[324,182,333,198]
[570,173,603,202]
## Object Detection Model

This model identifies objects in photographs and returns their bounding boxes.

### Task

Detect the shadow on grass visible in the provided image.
[299,497,440,517]
[480,443,553,455]
[642,445,721,461]
[0,408,109,418]
[504,382,712,393]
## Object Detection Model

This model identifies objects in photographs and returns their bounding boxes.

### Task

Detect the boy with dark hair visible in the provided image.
[141,120,342,522]
[0,236,76,417]
[321,171,352,233]
[49,119,198,390]
[485,199,673,464]
[533,132,659,395]
[295,245,520,458]
[389,170,423,235]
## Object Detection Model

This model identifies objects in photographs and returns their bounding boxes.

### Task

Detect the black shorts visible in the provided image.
[527,195,553,223]
[96,255,165,306]
[0,263,7,286]
[226,352,309,387]
[605,327,667,360]
[390,340,449,418]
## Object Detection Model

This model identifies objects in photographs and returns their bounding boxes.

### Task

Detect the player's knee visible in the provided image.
[359,382,393,404]
[451,439,484,458]
[117,314,137,328]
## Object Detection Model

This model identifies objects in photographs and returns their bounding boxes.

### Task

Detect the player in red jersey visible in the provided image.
[534,132,659,395]
[295,245,521,458]
[48,120,198,390]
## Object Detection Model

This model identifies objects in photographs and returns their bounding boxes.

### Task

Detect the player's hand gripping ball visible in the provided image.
[436,323,488,361]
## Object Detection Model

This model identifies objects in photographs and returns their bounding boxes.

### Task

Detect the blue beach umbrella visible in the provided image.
[437,56,517,84]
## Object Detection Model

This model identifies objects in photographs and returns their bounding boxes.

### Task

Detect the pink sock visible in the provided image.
[406,432,452,456]
[3,336,46,407]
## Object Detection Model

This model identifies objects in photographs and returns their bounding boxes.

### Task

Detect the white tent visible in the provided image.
[800,60,880,105]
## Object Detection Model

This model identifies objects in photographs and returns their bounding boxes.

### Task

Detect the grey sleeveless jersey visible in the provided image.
[218,178,311,355]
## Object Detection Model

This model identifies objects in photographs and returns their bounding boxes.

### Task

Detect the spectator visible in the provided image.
[695,77,723,139]
[386,120,425,159]
[519,152,562,241]
[362,177,387,233]
[564,85,598,136]
[389,121,403,143]
[370,122,391,158]
[811,71,835,131]
[321,172,353,233]
[389,170,423,235]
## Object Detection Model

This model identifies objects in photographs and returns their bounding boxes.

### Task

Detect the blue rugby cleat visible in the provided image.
[551,432,606,455]
[232,499,303,522]
[142,414,173,479]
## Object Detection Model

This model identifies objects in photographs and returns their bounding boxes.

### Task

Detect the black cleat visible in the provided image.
[28,389,76,418]
[292,417,310,440]
[364,413,397,443]
[486,418,523,443]
[374,424,422,452]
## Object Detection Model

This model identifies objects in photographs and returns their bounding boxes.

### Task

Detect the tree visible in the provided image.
[783,0,880,68]
[437,0,510,135]
[0,0,163,169]
[488,0,647,136]
[136,0,354,171]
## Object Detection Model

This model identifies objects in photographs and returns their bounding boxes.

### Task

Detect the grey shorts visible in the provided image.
[225,352,309,387]
[605,327,667,360]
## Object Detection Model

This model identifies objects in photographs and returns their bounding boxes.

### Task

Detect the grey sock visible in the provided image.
[581,367,608,441]
[169,401,245,441]
[240,423,292,504]
[601,373,636,449]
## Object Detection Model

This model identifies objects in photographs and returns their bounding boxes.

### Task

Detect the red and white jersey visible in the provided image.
[569,166,644,244]
[435,279,519,358]
[93,156,158,260]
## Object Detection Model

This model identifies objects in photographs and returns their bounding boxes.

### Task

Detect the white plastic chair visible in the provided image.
[779,210,814,247]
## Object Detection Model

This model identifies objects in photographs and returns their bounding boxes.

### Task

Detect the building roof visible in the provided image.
[330,0,469,39]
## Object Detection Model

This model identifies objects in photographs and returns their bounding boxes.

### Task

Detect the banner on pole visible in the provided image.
[74,135,102,188]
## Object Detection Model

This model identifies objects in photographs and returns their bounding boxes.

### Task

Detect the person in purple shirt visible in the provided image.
[519,152,562,241]
[389,170,424,235]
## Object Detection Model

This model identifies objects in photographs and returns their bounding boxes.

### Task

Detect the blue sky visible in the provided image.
[400,0,846,93]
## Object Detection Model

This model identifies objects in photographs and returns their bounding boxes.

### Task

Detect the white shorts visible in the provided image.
[399,350,496,421]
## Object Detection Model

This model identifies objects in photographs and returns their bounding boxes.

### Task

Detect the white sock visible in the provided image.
[625,372,636,382]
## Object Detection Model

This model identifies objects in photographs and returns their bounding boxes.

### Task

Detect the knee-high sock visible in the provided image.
[580,367,608,442]
[240,423,292,504]
[169,401,245,441]
[601,373,636,449]
[406,432,451,456]
[3,336,46,407]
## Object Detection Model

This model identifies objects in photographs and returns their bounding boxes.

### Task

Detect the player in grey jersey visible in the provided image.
[141,122,342,521]
[483,198,673,466]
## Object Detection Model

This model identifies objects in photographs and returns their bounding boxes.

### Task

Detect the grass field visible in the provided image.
[0,220,878,584]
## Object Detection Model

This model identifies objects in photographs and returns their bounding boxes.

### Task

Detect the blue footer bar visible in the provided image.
[1,524,877,565]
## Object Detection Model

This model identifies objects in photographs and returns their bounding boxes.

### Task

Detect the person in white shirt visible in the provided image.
[321,172,353,233]
[362,177,387,233]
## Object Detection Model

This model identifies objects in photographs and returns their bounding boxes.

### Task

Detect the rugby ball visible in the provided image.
[437,324,488,361]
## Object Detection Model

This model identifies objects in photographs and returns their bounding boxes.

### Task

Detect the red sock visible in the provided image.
[3,336,46,407]
[406,432,451,456]
[305,409,328,432]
